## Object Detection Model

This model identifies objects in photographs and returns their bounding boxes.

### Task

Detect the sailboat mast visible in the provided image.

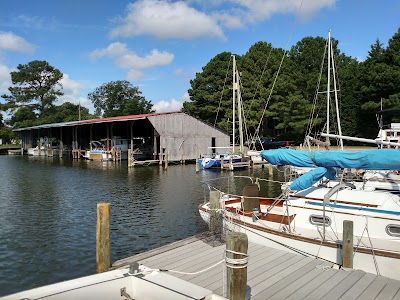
[330,38,344,149]
[326,31,331,145]
[232,55,236,153]
[237,70,244,154]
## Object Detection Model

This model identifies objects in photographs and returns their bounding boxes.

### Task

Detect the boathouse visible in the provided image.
[13,111,230,162]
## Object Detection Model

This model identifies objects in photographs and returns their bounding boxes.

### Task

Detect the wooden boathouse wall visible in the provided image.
[13,111,230,162]
[148,112,230,162]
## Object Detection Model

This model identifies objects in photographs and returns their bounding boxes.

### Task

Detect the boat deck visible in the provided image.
[112,233,400,299]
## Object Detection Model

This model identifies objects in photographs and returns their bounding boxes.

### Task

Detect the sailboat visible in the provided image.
[198,33,400,280]
[198,55,246,169]
[199,148,400,280]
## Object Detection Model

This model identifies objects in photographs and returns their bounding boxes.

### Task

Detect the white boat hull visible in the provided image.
[199,184,400,280]
[1,265,224,300]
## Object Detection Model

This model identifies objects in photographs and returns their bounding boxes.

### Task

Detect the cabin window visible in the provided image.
[386,225,400,237]
[309,215,331,226]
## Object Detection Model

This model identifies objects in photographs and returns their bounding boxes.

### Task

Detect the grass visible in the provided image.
[0,144,21,149]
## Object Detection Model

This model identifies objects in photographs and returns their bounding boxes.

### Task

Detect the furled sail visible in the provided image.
[261,149,400,170]
[261,149,400,190]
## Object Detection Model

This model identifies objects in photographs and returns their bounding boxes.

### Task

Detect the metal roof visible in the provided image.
[13,111,182,131]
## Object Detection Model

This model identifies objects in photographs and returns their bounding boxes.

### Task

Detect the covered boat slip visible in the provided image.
[112,234,400,300]
[13,112,230,163]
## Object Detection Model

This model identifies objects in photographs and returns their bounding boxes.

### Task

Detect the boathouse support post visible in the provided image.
[59,128,63,158]
[342,220,354,269]
[164,151,169,170]
[209,191,221,235]
[96,202,110,273]
[226,232,248,300]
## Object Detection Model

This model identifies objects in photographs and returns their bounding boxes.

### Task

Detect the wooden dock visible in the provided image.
[113,233,400,299]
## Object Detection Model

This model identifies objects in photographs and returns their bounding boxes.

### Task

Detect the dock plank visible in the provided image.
[284,268,338,300]
[339,272,377,300]
[113,234,400,300]
[356,275,391,300]
[260,260,333,300]
[321,270,366,300]
[249,257,322,300]
[301,269,352,300]
[375,279,400,300]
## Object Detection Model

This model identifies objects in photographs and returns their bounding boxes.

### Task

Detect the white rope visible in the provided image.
[225,249,249,269]
[164,259,225,275]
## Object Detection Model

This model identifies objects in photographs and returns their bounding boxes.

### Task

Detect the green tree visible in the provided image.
[39,102,93,124]
[1,60,63,119]
[359,28,400,137]
[9,106,37,128]
[88,80,153,117]
[0,127,16,144]
[183,52,235,132]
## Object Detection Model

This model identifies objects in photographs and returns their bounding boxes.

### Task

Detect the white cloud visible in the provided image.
[0,31,35,54]
[109,0,335,42]
[89,42,174,81]
[153,99,183,113]
[56,74,94,112]
[89,42,128,60]
[153,91,190,112]
[0,64,14,94]
[181,91,190,102]
[116,49,174,69]
[126,69,143,81]
[60,73,86,96]
[110,0,225,40]
[230,0,336,21]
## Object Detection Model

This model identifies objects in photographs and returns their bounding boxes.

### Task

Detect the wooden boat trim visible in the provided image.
[224,197,284,207]
[225,206,295,225]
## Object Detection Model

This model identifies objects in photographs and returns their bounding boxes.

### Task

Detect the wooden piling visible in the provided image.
[342,220,354,268]
[268,163,273,175]
[128,149,134,167]
[96,202,110,273]
[226,232,248,300]
[209,191,221,235]
[164,151,169,170]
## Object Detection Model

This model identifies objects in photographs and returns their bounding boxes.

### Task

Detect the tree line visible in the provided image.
[0,62,154,142]
[1,28,399,144]
[183,28,400,143]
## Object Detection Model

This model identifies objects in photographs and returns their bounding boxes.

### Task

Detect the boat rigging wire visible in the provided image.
[253,0,304,140]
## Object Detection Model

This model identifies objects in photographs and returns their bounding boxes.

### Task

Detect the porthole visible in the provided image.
[309,215,331,227]
[386,224,400,237]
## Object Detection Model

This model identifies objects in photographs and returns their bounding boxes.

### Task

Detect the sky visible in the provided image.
[0,0,399,116]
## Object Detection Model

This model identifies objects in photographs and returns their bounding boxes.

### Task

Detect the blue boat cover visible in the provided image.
[261,149,400,190]
[261,149,400,170]
[289,167,336,190]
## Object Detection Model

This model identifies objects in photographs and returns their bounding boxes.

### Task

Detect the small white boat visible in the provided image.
[83,137,129,161]
[1,264,226,300]
[27,137,65,157]
[198,153,243,169]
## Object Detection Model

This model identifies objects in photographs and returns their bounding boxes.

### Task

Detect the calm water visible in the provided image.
[0,155,282,296]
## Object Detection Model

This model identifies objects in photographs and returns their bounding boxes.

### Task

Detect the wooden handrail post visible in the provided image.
[96,202,110,273]
[342,220,353,268]
[226,232,248,300]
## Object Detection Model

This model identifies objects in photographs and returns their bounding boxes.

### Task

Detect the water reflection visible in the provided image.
[0,156,282,296]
